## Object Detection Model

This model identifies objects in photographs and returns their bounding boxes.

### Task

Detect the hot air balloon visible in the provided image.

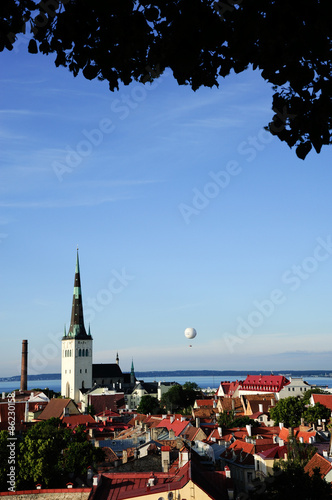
[184,327,197,340]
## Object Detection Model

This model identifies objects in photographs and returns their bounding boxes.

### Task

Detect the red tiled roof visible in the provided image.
[156,417,190,437]
[305,453,332,478]
[257,444,288,460]
[242,375,289,392]
[312,394,332,412]
[278,426,316,444]
[62,414,95,428]
[217,380,243,398]
[195,399,214,407]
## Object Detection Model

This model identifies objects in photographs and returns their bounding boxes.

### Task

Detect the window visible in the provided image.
[80,369,82,373]
[85,369,87,373]
[79,349,81,356]
[86,349,88,356]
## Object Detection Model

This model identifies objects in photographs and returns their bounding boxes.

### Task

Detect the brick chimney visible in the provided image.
[20,340,28,391]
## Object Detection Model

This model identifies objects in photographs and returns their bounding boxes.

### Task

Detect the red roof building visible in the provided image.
[311,394,332,413]
[216,380,243,398]
[305,452,332,481]
[240,375,289,394]
[156,416,191,437]
[89,460,233,499]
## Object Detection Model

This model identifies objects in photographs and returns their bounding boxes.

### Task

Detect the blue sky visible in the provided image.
[1,36,332,377]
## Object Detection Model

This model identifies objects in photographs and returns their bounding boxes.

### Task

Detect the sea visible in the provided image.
[1,374,332,394]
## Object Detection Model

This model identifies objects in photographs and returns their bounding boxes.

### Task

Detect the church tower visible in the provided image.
[61,250,92,402]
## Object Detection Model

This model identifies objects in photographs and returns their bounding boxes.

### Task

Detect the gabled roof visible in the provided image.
[221,439,255,466]
[90,460,232,500]
[256,444,288,460]
[183,426,207,441]
[241,375,289,392]
[311,394,332,411]
[88,393,126,413]
[217,380,243,397]
[156,417,190,437]
[62,414,95,429]
[305,452,332,478]
[219,397,243,414]
[92,363,123,379]
[37,398,79,420]
[278,426,317,444]
[195,399,215,408]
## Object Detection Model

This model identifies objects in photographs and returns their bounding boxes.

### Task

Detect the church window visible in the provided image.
[85,369,87,373]
[86,349,88,356]
[79,349,81,356]
[80,369,82,373]
[82,349,85,357]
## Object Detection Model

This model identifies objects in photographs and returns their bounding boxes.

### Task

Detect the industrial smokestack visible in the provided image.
[20,340,28,391]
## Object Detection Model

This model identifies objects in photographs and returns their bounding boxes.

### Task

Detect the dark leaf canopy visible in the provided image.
[2,0,332,158]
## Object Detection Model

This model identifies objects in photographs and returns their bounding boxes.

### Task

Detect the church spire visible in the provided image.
[66,249,90,339]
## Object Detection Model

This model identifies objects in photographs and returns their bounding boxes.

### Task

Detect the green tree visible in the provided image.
[137,395,160,415]
[302,387,329,405]
[160,383,197,412]
[182,381,200,391]
[160,385,184,412]
[217,411,235,428]
[0,431,9,492]
[16,418,103,489]
[250,463,332,499]
[2,1,332,158]
[304,402,330,426]
[269,397,305,428]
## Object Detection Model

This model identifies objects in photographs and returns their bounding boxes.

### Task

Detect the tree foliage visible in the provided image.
[269,397,305,428]
[16,418,104,489]
[250,463,332,500]
[160,383,198,412]
[137,395,160,415]
[303,402,331,426]
[301,387,329,405]
[2,0,332,158]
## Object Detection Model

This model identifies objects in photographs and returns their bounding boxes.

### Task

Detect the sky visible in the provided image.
[1,33,332,377]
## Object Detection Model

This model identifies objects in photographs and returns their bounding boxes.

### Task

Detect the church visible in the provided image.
[61,251,135,404]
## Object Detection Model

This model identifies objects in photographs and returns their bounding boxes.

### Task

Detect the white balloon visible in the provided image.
[184,327,197,339]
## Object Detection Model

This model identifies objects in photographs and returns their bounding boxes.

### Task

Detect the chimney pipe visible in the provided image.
[20,340,28,391]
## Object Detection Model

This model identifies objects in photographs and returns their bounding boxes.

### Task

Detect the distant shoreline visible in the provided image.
[1,369,332,382]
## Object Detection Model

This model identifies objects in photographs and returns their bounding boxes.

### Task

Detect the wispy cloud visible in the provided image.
[0,109,55,117]
[181,117,244,129]
[0,196,131,209]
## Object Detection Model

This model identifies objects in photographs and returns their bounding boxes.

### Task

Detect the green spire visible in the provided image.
[131,359,135,373]
[65,249,90,339]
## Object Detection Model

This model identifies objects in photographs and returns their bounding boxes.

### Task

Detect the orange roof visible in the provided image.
[278,426,316,444]
[312,394,332,411]
[305,453,332,478]
[195,399,215,407]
